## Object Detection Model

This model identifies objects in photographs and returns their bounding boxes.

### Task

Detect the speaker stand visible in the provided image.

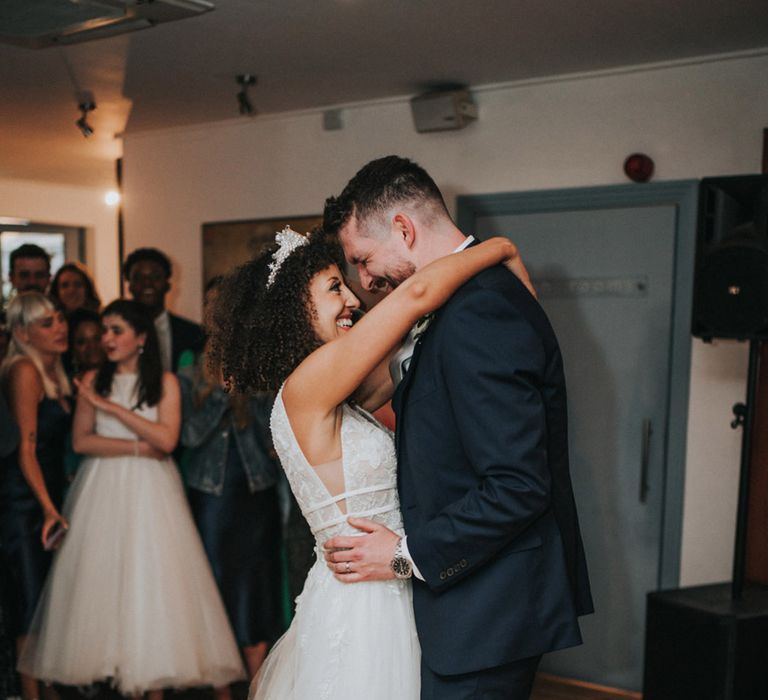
[643,341,766,698]
[731,339,761,599]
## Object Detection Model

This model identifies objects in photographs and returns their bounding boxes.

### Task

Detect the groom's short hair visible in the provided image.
[323,155,449,238]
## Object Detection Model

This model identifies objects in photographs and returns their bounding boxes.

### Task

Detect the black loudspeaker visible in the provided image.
[643,584,768,700]
[692,175,768,340]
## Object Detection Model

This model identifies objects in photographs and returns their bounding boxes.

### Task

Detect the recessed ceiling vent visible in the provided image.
[0,0,214,48]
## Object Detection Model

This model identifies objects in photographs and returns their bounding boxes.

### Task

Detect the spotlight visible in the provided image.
[76,116,93,137]
[75,100,96,137]
[236,74,257,116]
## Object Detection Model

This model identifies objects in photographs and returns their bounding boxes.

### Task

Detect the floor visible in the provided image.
[532,673,641,700]
[52,674,640,700]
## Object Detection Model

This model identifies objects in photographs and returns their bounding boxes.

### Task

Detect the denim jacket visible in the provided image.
[178,367,278,495]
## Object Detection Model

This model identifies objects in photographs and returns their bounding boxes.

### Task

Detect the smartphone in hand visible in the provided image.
[44,522,67,551]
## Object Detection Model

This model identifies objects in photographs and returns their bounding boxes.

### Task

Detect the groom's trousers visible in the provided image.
[420,654,541,700]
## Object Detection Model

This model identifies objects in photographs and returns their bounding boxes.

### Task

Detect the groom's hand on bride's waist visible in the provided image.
[323,518,400,583]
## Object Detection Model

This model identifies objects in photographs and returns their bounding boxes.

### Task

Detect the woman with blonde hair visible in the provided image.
[0,292,71,700]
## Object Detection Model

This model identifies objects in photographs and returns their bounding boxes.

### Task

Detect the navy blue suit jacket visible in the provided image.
[393,260,593,675]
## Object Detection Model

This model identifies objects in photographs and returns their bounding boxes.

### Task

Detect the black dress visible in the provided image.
[0,397,71,635]
[187,438,284,646]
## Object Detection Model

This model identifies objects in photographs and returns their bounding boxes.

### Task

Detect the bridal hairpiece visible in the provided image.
[266,226,310,289]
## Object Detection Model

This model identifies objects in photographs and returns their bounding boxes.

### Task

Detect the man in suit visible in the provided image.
[322,156,593,699]
[8,244,51,297]
[123,247,203,371]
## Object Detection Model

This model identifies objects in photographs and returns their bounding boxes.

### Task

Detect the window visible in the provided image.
[0,222,85,305]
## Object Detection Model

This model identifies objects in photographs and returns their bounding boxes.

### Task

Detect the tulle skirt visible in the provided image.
[250,556,420,699]
[18,454,245,694]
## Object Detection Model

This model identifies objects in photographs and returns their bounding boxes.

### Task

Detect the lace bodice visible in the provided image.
[95,373,157,440]
[270,389,403,547]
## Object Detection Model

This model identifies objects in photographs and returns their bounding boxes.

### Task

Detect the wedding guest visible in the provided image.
[18,299,244,700]
[0,584,18,700]
[49,262,101,316]
[8,245,51,296]
[123,247,203,371]
[0,392,19,459]
[62,309,105,484]
[0,293,71,700]
[64,309,105,379]
[0,393,20,700]
[0,312,10,364]
[179,280,284,682]
[282,494,315,612]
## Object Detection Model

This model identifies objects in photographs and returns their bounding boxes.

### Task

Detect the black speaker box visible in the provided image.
[643,584,768,700]
[692,175,768,340]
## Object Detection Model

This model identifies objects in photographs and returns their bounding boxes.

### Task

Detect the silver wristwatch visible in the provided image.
[390,538,413,580]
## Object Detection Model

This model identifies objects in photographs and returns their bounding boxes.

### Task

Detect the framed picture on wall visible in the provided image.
[202,213,384,316]
[201,215,322,291]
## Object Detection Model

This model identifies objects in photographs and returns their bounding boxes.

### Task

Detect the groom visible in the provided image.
[322,156,593,699]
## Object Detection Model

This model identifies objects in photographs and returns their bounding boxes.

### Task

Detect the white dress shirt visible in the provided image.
[155,310,173,372]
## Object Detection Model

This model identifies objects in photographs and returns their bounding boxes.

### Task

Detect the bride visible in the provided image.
[208,226,531,699]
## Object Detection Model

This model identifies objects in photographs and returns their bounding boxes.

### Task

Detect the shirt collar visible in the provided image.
[453,235,475,253]
[155,309,170,329]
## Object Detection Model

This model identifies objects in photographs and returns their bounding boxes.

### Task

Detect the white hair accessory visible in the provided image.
[266,226,310,289]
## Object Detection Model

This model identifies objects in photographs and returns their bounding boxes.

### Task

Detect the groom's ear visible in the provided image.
[391,213,417,250]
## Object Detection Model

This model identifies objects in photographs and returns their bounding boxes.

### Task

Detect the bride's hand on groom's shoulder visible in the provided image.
[323,518,400,583]
[495,237,537,298]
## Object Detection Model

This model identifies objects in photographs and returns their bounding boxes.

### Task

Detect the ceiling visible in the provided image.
[1,0,767,189]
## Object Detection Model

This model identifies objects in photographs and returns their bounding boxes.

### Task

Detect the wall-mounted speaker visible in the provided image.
[409,89,477,133]
[692,175,768,340]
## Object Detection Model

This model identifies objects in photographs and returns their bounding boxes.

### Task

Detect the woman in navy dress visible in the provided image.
[0,292,71,700]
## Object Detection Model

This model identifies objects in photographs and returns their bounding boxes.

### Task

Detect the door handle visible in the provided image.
[640,419,652,503]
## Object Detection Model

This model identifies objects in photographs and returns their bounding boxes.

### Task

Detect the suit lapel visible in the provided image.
[167,313,178,370]
[393,333,426,453]
[394,241,479,451]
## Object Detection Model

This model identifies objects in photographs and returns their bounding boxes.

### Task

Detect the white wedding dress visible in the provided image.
[251,389,420,699]
[18,373,245,693]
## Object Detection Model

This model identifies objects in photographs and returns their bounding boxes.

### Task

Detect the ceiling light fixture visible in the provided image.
[76,99,96,137]
[236,74,257,116]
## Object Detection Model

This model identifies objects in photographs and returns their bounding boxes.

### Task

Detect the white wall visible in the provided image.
[0,178,120,303]
[123,51,768,586]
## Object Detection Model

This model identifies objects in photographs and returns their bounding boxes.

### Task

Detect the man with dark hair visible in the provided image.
[322,156,593,700]
[8,243,51,295]
[122,247,203,371]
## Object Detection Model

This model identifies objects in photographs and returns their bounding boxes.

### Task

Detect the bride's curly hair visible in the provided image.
[207,227,345,393]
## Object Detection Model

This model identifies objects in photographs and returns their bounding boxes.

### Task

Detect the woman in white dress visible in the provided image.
[208,227,531,699]
[18,299,245,698]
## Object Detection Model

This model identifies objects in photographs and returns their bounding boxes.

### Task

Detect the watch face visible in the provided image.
[392,556,412,579]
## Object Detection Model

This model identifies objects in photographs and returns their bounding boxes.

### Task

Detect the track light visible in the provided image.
[76,100,96,137]
[236,74,257,116]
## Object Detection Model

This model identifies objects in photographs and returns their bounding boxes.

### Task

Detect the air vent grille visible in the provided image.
[0,0,214,48]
